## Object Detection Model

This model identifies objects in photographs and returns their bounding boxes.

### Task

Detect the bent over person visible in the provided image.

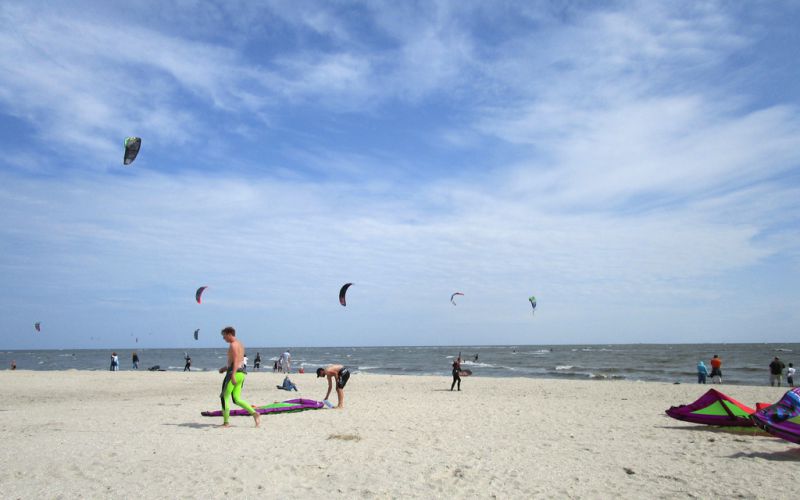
[317,364,350,409]
[218,326,260,428]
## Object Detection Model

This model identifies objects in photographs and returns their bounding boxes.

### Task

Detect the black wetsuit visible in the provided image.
[337,367,351,389]
[451,360,461,391]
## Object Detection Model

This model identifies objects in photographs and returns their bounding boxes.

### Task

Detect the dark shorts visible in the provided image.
[337,368,350,389]
[710,368,722,377]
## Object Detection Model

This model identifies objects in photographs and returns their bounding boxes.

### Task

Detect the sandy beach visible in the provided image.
[0,371,796,498]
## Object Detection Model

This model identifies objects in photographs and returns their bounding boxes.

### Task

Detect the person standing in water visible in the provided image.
[281,350,292,373]
[218,326,260,428]
[451,355,462,391]
[770,357,785,387]
[254,353,261,371]
[316,364,350,409]
[183,353,192,372]
[697,360,708,384]
[132,352,140,370]
[709,355,723,384]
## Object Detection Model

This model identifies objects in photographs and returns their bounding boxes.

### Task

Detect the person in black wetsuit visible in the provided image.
[451,356,462,391]
[316,365,350,409]
[184,354,191,372]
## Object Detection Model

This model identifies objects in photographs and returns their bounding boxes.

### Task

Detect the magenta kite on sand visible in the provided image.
[751,388,800,445]
[201,398,324,417]
[665,388,768,427]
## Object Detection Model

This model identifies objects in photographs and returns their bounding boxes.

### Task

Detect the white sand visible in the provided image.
[0,371,796,498]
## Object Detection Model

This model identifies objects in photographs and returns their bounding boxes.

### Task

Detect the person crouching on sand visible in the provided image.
[317,365,350,409]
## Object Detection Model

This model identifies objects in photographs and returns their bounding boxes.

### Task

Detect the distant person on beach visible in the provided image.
[770,357,785,387]
[10,360,16,370]
[218,326,260,428]
[132,352,139,370]
[697,361,708,384]
[788,363,795,387]
[243,354,248,371]
[110,352,119,371]
[281,350,291,373]
[273,359,279,373]
[317,364,350,409]
[709,355,722,384]
[451,356,462,391]
[254,353,261,371]
[474,354,479,362]
[184,354,192,372]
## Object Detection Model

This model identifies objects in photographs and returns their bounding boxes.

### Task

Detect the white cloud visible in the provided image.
[1,1,799,346]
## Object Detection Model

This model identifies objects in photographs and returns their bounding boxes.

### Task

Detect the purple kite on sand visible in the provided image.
[201,398,323,417]
[665,389,763,427]
[751,388,800,445]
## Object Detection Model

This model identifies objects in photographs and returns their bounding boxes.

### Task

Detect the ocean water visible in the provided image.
[1,343,797,386]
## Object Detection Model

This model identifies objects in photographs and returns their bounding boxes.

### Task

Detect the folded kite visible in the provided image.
[201,398,323,417]
[750,388,800,445]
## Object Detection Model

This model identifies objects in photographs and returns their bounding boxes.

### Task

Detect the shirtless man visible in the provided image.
[218,326,260,428]
[317,364,350,409]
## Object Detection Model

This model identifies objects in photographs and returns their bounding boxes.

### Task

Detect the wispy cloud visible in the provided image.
[1,1,799,347]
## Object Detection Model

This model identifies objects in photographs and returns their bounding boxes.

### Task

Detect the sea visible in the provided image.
[2,343,797,386]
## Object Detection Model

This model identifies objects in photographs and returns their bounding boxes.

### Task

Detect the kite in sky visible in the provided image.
[450,292,464,305]
[123,137,141,165]
[339,283,353,307]
[194,329,199,341]
[34,322,41,332]
[195,286,208,304]
[529,296,537,315]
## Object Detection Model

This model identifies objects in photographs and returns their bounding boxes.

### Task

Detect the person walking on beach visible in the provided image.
[281,350,291,373]
[10,360,16,370]
[769,357,785,387]
[110,352,119,371]
[132,352,140,370]
[316,364,350,409]
[218,326,260,428]
[451,355,462,391]
[787,363,795,387]
[697,361,708,384]
[183,353,192,372]
[254,352,261,371]
[709,354,723,384]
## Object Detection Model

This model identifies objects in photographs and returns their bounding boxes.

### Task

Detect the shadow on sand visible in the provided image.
[727,449,800,462]
[165,422,221,429]
[658,424,772,437]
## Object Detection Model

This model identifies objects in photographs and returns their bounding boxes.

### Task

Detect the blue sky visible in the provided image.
[1,1,799,349]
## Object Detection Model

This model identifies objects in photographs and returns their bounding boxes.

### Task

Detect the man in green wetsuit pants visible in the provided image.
[218,326,260,428]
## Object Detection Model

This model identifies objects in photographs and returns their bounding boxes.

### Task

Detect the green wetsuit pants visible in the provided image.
[220,371,255,424]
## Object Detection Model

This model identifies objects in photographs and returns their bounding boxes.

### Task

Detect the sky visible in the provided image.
[1,0,799,349]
